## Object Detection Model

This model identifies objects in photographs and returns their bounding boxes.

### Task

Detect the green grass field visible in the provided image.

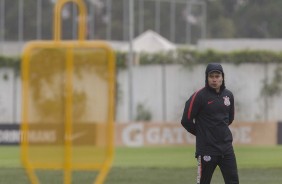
[0,146,282,184]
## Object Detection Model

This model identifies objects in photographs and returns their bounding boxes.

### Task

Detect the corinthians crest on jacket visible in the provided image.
[223,96,230,106]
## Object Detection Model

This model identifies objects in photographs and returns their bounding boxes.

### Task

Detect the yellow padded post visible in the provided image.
[21,1,115,184]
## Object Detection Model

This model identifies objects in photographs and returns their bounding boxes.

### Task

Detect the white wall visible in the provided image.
[1,63,282,124]
[0,68,19,123]
[198,39,282,52]
[117,63,282,122]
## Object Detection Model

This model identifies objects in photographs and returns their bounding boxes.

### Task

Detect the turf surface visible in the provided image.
[0,146,281,183]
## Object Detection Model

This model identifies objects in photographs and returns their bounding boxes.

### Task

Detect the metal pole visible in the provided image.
[128,0,134,121]
[162,64,167,121]
[201,2,207,39]
[37,0,42,39]
[123,0,128,41]
[18,0,23,54]
[0,0,5,54]
[106,0,112,40]
[186,0,192,44]
[138,0,144,35]
[13,67,18,124]
[18,0,23,41]
[170,0,175,42]
[264,63,269,122]
[155,0,160,33]
[72,3,77,39]
[89,2,95,39]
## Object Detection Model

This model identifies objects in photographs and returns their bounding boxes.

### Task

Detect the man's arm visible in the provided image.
[181,90,202,136]
[229,93,235,125]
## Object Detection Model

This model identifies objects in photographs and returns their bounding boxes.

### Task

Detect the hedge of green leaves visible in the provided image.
[117,49,282,68]
[2,49,282,71]
[0,55,20,69]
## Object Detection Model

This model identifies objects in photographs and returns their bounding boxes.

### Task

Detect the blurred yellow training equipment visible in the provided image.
[21,0,115,184]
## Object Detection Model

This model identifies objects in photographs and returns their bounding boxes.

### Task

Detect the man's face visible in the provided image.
[208,72,223,91]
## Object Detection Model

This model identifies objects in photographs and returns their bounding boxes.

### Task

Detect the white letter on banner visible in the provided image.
[231,127,251,144]
[160,128,174,144]
[173,128,185,144]
[122,124,144,147]
[146,127,160,144]
[185,132,196,144]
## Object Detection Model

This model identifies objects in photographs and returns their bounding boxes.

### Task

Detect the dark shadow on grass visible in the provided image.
[0,167,282,184]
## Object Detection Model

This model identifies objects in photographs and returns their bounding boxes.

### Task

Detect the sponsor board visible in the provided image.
[0,122,279,146]
[0,123,99,145]
[0,124,57,145]
[115,122,278,147]
[278,122,282,144]
[0,124,20,145]
[116,123,195,147]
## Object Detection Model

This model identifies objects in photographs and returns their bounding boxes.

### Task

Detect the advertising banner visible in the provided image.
[0,124,20,145]
[0,121,279,146]
[278,122,282,144]
[115,122,278,147]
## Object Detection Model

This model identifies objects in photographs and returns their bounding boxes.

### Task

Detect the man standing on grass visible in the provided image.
[181,63,239,184]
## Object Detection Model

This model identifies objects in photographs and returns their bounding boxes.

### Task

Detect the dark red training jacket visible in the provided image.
[181,63,235,156]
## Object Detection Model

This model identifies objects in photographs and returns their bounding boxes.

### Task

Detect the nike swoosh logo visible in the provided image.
[71,132,86,140]
[208,100,214,104]
[71,132,86,141]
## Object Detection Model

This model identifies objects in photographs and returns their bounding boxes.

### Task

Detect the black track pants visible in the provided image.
[196,153,239,184]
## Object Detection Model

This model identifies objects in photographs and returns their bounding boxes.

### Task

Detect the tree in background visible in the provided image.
[1,0,282,42]
[205,0,282,39]
[4,0,53,40]
[234,0,282,38]
[205,0,238,38]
